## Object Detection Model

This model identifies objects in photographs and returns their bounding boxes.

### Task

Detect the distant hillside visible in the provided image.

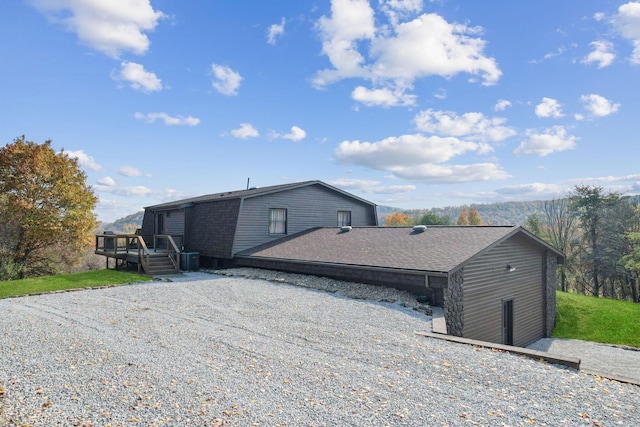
[377,200,547,226]
[102,194,639,232]
[97,211,144,234]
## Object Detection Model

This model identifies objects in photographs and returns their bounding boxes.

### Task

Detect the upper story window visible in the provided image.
[269,208,287,234]
[337,210,351,227]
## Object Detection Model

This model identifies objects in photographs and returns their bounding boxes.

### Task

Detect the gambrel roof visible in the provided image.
[237,225,564,275]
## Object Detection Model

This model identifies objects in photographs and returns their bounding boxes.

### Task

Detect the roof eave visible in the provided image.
[234,254,449,277]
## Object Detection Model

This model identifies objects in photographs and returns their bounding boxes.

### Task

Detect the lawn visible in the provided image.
[553,291,640,348]
[0,270,153,299]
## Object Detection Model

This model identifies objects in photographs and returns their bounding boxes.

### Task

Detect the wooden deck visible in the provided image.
[95,233,182,275]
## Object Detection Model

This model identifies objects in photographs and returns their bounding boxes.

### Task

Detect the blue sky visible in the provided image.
[1,1,639,222]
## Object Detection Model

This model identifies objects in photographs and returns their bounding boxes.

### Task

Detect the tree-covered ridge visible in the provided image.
[97,210,144,234]
[377,200,549,226]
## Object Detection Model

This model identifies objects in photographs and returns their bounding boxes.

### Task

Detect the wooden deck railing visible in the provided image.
[94,233,182,273]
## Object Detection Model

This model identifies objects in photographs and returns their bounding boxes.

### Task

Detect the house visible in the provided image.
[120,180,564,346]
[140,180,379,268]
[234,225,564,347]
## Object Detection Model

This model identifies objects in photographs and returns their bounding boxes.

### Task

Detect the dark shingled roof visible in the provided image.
[237,225,559,274]
[145,180,376,210]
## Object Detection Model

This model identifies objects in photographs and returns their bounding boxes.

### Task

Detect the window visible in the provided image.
[337,210,351,227]
[269,208,287,234]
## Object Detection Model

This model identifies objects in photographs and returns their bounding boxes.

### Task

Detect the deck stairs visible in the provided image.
[146,253,180,275]
[95,233,182,276]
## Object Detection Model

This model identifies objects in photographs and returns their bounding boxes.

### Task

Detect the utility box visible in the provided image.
[180,252,200,271]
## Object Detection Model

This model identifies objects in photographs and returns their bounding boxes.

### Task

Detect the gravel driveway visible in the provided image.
[1,272,639,426]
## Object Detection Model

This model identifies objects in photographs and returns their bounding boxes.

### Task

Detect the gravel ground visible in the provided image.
[1,269,639,426]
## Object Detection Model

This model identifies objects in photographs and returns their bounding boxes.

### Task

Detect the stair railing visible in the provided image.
[153,234,181,271]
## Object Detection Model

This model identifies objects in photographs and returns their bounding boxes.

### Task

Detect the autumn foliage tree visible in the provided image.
[457,207,482,225]
[383,212,412,226]
[0,136,97,279]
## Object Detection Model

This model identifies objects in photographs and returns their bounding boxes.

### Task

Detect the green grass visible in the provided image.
[553,291,640,348]
[0,270,153,299]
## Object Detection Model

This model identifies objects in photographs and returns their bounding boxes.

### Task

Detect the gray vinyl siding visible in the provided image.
[165,210,185,235]
[233,185,376,254]
[461,233,544,347]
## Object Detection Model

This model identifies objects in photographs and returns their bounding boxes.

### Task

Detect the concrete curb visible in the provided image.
[415,331,581,370]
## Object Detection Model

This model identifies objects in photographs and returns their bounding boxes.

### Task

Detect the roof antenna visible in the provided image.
[246,177,250,190]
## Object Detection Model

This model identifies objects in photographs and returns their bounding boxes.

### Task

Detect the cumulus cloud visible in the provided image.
[327,178,416,194]
[211,64,242,96]
[414,109,516,142]
[230,123,259,139]
[65,149,101,171]
[97,176,116,186]
[494,99,512,111]
[30,0,164,58]
[267,18,286,45]
[134,112,200,126]
[334,133,509,183]
[114,61,162,92]
[535,97,564,118]
[580,94,620,117]
[314,0,501,106]
[280,126,307,141]
[351,86,417,107]
[514,126,577,156]
[582,40,616,68]
[118,165,149,177]
[612,1,640,64]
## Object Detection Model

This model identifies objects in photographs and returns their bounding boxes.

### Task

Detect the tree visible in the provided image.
[542,198,578,292]
[468,207,482,225]
[457,207,482,225]
[568,185,622,297]
[417,212,453,225]
[457,207,469,225]
[0,136,97,279]
[383,212,412,226]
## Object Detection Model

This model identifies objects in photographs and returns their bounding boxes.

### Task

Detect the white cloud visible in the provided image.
[535,97,564,118]
[414,109,516,142]
[514,126,577,156]
[380,0,424,26]
[433,88,447,100]
[211,64,242,96]
[495,183,566,199]
[97,176,116,186]
[230,123,259,139]
[494,99,512,111]
[327,178,416,194]
[281,126,307,141]
[30,0,164,58]
[580,94,620,117]
[65,149,101,171]
[351,86,417,107]
[314,0,501,105]
[612,1,640,64]
[582,40,616,68]
[334,133,509,183]
[114,61,162,92]
[118,165,149,177]
[94,184,153,197]
[134,112,200,126]
[267,18,286,45]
